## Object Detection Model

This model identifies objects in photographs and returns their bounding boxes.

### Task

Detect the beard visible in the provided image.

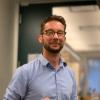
[43,43,64,54]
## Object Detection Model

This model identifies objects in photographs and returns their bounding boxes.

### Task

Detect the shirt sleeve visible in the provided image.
[3,66,28,100]
[71,77,78,100]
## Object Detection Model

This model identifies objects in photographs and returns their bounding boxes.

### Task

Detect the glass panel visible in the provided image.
[87,58,100,94]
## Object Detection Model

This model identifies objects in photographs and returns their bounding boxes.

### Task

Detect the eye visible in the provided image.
[45,30,54,35]
[57,31,65,35]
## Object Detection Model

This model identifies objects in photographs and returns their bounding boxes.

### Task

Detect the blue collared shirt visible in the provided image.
[4,54,77,100]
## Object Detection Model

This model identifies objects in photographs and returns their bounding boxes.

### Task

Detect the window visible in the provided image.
[87,58,100,94]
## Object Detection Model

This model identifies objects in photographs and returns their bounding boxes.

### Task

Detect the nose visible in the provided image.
[53,33,59,38]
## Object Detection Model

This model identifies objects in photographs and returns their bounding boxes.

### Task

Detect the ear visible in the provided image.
[38,35,43,43]
[64,35,66,41]
[64,35,66,39]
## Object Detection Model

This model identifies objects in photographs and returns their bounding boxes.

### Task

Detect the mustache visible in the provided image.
[50,40,60,44]
[50,42,61,45]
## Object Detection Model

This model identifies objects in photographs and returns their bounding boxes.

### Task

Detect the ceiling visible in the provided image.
[19,0,96,6]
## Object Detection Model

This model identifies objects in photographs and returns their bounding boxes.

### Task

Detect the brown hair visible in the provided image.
[40,15,66,34]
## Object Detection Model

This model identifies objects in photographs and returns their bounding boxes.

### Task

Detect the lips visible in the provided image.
[49,40,61,47]
[50,43,60,48]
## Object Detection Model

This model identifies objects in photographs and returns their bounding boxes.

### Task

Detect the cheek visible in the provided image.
[42,38,50,44]
[59,37,66,42]
[43,37,52,42]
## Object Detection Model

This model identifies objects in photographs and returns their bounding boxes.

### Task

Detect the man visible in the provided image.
[4,15,77,100]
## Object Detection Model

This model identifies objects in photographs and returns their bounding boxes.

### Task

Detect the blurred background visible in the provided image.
[0,0,100,99]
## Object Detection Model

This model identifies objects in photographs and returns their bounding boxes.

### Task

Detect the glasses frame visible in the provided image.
[43,29,66,37]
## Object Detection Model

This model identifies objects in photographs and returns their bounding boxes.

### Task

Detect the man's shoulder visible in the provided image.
[14,55,42,79]
[65,64,75,77]
[19,54,42,70]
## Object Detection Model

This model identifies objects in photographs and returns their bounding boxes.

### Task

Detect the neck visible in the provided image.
[42,50,61,69]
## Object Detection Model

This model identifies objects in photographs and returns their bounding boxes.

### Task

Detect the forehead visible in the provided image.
[44,20,64,30]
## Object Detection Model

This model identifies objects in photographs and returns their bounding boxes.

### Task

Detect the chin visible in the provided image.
[49,49,61,53]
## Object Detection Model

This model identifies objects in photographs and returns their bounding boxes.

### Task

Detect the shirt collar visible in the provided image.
[39,54,49,65]
[39,54,67,69]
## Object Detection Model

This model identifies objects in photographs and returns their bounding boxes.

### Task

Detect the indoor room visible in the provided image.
[0,0,100,99]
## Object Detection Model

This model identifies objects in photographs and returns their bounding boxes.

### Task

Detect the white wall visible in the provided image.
[0,0,19,99]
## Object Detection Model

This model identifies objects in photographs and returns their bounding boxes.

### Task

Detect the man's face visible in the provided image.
[39,20,66,54]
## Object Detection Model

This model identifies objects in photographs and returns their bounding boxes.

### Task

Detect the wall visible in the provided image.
[0,0,19,99]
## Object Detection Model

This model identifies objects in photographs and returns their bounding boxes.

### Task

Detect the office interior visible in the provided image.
[0,0,100,99]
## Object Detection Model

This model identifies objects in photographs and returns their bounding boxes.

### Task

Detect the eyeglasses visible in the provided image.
[43,29,66,37]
